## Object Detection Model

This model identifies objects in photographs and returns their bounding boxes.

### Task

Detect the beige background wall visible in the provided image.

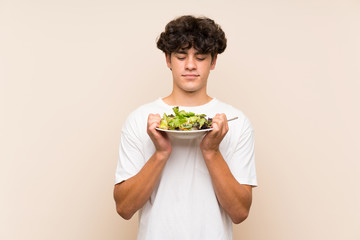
[1,0,359,239]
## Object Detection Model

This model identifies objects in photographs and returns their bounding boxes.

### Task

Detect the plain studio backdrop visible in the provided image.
[1,0,359,239]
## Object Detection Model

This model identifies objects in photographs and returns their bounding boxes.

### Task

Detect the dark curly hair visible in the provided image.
[157,15,227,58]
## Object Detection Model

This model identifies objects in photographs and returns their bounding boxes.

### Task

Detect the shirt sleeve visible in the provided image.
[228,117,258,187]
[115,116,146,185]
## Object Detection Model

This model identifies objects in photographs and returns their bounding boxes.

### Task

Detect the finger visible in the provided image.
[215,114,227,126]
[211,122,220,131]
[147,115,161,133]
[212,113,221,121]
[211,117,224,129]
[147,114,154,125]
[148,113,161,120]
[148,123,163,140]
[149,121,160,132]
[148,114,161,125]
[211,115,228,136]
[220,114,229,133]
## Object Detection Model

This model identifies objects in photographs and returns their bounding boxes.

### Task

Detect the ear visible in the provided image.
[165,53,172,68]
[210,54,218,70]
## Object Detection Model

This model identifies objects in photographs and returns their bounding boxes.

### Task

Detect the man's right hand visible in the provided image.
[147,113,172,158]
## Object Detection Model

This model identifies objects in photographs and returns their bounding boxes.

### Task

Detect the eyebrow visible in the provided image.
[175,50,187,54]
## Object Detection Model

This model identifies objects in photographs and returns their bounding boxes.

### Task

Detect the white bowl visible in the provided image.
[156,128,213,139]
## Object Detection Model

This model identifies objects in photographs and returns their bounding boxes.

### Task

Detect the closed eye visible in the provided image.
[175,53,186,60]
[196,54,208,61]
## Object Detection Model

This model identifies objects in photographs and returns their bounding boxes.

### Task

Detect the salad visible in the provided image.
[159,106,212,131]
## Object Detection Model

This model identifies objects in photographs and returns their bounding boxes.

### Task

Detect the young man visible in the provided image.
[113,15,257,240]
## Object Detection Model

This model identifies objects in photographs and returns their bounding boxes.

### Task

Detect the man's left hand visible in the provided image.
[200,113,229,153]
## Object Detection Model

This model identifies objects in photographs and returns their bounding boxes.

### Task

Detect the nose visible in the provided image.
[185,57,196,70]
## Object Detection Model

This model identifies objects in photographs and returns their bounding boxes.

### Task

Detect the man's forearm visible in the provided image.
[202,150,252,224]
[113,152,169,220]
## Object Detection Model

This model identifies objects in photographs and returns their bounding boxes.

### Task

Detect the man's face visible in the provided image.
[166,47,217,94]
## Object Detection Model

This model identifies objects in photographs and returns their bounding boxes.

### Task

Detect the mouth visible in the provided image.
[182,74,200,79]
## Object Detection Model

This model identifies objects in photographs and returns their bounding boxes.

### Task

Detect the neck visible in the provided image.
[162,90,213,107]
